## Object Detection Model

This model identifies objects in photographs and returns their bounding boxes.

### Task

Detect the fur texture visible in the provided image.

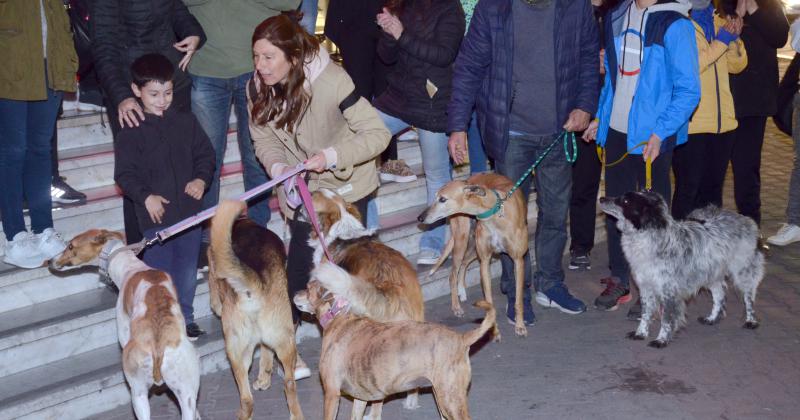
[208,200,304,420]
[599,191,764,348]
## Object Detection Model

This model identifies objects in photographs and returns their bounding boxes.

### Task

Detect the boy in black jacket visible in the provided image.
[114,54,215,339]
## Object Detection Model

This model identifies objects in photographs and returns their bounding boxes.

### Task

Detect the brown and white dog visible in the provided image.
[294,263,495,420]
[207,200,304,420]
[418,173,529,338]
[302,189,425,411]
[50,230,200,420]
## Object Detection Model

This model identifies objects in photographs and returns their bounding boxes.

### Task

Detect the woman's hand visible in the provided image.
[174,35,200,71]
[184,178,206,200]
[377,8,404,40]
[145,195,170,224]
[304,153,327,173]
[118,97,145,128]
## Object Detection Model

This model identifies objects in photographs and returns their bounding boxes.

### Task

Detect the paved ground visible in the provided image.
[91,121,799,419]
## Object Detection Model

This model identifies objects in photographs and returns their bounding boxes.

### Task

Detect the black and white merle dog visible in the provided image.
[599,190,764,348]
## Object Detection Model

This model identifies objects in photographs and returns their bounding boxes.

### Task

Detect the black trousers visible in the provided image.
[106,83,192,244]
[604,129,672,289]
[569,138,602,254]
[730,116,767,225]
[671,131,735,219]
[286,193,370,323]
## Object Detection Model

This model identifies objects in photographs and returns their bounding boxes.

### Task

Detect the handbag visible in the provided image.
[774,53,800,137]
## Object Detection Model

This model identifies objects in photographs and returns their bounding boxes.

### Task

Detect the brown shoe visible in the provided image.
[379,159,417,183]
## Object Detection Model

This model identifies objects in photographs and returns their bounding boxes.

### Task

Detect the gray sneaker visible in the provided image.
[417,249,441,265]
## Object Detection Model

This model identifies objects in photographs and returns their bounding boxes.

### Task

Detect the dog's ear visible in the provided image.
[92,230,123,244]
[624,192,668,230]
[463,185,486,197]
[344,202,362,222]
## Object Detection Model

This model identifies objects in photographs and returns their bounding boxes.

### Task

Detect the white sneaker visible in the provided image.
[766,223,800,246]
[276,354,312,380]
[3,231,47,269]
[34,228,67,260]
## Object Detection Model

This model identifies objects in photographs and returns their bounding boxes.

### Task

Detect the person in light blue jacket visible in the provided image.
[584,0,700,316]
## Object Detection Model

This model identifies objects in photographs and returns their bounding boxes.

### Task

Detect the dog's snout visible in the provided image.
[599,197,610,204]
[417,208,428,223]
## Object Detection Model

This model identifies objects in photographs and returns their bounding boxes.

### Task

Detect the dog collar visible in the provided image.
[476,189,504,220]
[319,297,350,329]
[98,239,145,279]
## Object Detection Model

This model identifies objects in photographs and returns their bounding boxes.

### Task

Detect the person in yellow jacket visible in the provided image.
[0,1,77,268]
[671,0,747,219]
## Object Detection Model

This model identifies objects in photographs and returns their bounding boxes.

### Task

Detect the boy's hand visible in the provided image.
[185,179,206,200]
[145,195,170,224]
[642,134,662,162]
[582,120,599,142]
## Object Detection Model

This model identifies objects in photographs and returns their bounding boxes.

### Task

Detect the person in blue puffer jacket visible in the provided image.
[583,0,700,316]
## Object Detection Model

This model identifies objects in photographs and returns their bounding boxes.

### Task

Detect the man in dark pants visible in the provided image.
[448,0,600,324]
[90,0,206,244]
[728,0,788,232]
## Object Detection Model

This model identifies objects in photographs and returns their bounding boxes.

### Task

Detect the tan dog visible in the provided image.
[294,263,495,420]
[418,173,529,338]
[50,230,200,420]
[302,189,425,412]
[207,200,304,420]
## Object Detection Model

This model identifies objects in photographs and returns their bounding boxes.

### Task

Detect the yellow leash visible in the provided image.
[596,140,653,190]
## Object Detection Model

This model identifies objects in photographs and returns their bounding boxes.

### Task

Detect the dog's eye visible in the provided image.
[438,196,447,203]
[68,244,74,250]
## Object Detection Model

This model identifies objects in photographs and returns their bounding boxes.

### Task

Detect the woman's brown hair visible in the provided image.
[250,13,320,133]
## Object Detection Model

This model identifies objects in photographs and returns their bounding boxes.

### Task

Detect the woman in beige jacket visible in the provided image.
[248,13,390,340]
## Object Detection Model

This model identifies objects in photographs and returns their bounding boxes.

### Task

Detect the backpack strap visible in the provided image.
[247,78,258,101]
[338,89,360,114]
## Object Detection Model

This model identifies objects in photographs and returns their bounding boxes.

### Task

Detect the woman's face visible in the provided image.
[253,39,293,86]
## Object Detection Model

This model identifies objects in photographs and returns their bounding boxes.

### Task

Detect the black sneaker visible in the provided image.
[626,299,642,320]
[186,322,206,341]
[593,277,631,311]
[197,242,209,272]
[568,250,591,270]
[51,176,87,205]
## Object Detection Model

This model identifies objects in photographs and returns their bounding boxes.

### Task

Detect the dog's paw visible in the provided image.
[647,339,668,349]
[626,331,646,340]
[698,316,720,326]
[743,321,760,329]
[452,305,465,318]
[253,375,272,391]
[514,324,528,337]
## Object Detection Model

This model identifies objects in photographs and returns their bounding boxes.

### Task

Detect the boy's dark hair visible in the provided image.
[130,53,175,88]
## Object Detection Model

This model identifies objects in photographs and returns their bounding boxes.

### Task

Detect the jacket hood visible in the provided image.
[649,0,691,16]
[303,48,331,89]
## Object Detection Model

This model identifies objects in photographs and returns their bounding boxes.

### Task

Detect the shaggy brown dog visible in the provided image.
[303,189,425,411]
[208,200,303,420]
[294,263,495,420]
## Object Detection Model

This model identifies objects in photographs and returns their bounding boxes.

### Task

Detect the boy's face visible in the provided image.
[131,80,174,116]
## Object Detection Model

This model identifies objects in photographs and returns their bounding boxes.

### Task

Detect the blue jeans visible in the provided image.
[300,0,319,34]
[190,73,271,233]
[0,88,62,241]
[377,110,451,254]
[495,132,572,298]
[142,226,202,324]
[467,110,489,174]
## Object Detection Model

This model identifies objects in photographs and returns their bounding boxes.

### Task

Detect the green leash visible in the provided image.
[476,131,577,220]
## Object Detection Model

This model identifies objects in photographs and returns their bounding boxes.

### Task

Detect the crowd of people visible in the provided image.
[1,0,798,340]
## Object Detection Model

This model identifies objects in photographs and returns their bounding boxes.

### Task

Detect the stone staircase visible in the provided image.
[0,109,540,419]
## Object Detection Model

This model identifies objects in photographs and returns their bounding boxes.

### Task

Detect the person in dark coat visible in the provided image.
[726,0,789,231]
[373,0,466,266]
[448,0,599,324]
[90,0,206,244]
[114,54,215,340]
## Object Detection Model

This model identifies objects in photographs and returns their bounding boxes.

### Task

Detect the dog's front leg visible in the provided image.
[628,290,655,341]
[253,344,274,390]
[322,390,341,420]
[650,297,684,348]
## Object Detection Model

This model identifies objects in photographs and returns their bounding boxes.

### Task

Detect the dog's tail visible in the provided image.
[462,300,496,346]
[209,200,257,294]
[311,262,391,319]
[427,234,455,277]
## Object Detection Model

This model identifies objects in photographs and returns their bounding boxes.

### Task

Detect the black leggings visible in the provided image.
[286,193,370,323]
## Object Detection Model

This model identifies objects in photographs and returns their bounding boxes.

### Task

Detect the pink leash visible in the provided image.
[294,175,334,262]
